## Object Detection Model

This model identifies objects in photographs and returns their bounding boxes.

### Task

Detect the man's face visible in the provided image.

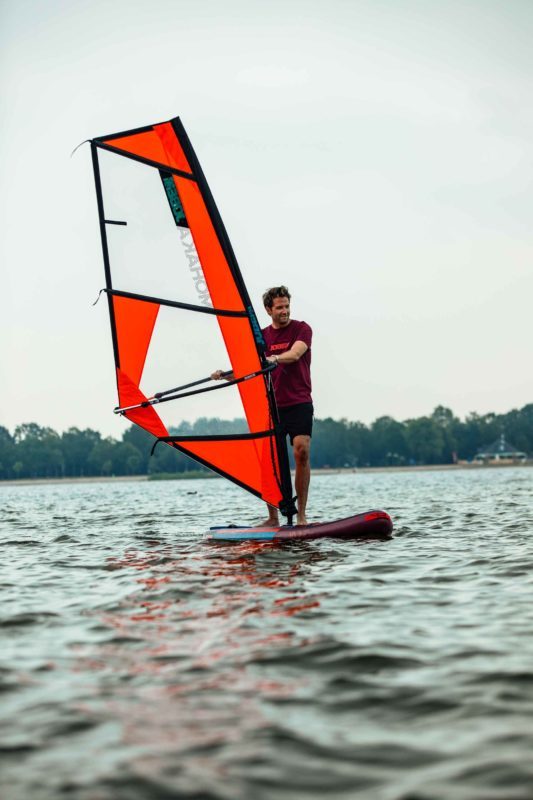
[267,296,291,327]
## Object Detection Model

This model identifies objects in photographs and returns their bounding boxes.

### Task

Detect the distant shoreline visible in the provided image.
[1,460,531,487]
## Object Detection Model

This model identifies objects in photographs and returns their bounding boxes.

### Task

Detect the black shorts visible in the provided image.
[278,403,314,444]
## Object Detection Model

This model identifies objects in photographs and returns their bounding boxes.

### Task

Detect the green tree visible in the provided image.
[88,438,118,476]
[190,417,245,435]
[13,423,64,478]
[431,406,459,462]
[404,417,445,464]
[346,421,372,466]
[459,411,500,459]
[500,404,533,454]
[370,416,408,465]
[61,428,102,477]
[311,418,351,467]
[112,442,142,475]
[1,402,531,482]
[122,425,154,473]
[0,426,15,478]
[149,439,204,474]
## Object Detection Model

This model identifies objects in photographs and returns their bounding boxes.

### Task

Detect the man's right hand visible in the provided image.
[211,370,225,380]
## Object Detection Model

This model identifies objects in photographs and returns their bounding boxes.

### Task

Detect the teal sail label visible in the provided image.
[160,172,188,227]
[248,306,265,349]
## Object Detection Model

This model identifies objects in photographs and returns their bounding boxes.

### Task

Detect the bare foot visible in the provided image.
[296,516,308,526]
[257,518,280,528]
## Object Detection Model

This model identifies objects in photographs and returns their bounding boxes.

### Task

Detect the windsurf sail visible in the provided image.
[89,116,296,521]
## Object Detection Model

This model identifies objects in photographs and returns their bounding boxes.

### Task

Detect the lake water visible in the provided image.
[1,466,532,800]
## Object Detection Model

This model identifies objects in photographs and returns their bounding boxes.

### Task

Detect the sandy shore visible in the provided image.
[327,461,532,475]
[0,475,151,487]
[1,461,531,487]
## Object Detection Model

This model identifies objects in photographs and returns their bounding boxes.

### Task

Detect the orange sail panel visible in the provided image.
[171,437,282,507]
[100,123,192,174]
[116,370,169,439]
[113,295,159,387]
[174,177,270,433]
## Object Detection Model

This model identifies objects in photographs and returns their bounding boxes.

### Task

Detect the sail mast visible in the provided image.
[90,142,120,372]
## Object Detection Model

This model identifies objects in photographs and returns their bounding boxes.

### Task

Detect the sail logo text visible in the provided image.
[248,306,266,348]
[179,227,213,307]
[162,175,187,227]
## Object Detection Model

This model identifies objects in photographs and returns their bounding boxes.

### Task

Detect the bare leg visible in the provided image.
[293,435,311,525]
[258,503,280,527]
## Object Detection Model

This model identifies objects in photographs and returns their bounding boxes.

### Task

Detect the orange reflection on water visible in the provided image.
[69,540,331,762]
[78,542,328,676]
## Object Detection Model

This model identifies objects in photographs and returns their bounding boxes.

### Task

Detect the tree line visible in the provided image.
[0,404,531,480]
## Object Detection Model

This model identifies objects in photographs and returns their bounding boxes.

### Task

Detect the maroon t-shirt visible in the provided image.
[262,319,313,408]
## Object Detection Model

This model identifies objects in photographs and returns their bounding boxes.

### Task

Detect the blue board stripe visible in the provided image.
[209,529,278,541]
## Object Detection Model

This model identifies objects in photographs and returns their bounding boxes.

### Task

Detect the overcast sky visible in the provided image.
[1,0,532,437]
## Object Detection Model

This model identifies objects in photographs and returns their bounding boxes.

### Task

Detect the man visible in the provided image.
[261,285,313,526]
[212,285,313,526]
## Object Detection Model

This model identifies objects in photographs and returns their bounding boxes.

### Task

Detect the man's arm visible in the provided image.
[212,339,308,378]
[266,340,308,366]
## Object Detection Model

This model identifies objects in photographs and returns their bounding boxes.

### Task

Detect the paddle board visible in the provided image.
[208,510,393,542]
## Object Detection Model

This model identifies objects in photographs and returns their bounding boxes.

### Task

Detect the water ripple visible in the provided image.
[1,467,532,799]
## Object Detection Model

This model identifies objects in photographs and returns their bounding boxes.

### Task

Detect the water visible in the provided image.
[1,467,532,800]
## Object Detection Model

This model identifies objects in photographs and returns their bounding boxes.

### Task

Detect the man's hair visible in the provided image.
[262,285,291,309]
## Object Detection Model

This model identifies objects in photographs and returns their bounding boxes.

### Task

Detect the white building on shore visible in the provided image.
[474,434,527,464]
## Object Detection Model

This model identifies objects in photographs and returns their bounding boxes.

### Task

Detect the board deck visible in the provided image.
[208,510,393,542]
